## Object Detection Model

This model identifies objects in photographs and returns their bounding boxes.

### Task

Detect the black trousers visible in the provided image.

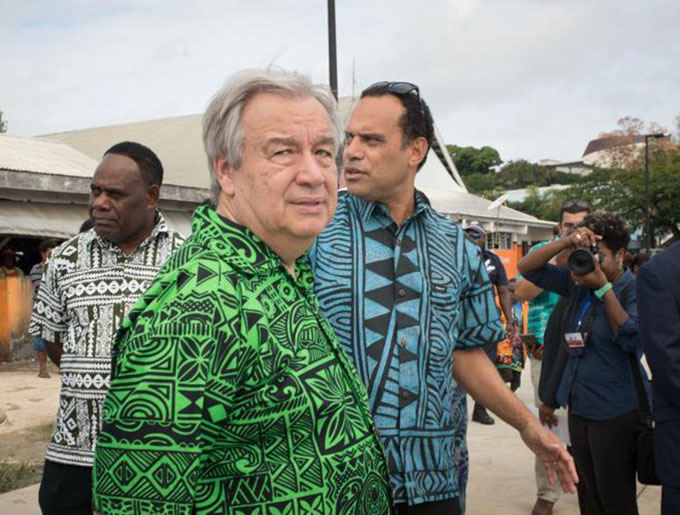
[395,497,462,514]
[662,485,680,515]
[38,460,92,515]
[568,410,639,515]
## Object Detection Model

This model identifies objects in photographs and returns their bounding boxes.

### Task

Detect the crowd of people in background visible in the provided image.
[6,68,676,514]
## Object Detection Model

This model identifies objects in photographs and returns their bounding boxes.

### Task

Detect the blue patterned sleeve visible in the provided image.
[456,242,504,349]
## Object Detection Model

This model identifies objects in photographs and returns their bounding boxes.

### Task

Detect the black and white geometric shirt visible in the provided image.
[29,213,184,467]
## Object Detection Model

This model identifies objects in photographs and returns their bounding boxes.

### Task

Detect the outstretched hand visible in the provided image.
[520,420,578,493]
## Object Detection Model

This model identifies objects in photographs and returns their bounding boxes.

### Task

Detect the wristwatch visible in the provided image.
[594,282,613,301]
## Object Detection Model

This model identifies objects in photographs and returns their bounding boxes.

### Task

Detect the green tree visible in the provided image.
[463,172,497,198]
[507,154,680,243]
[447,144,501,175]
[0,111,7,133]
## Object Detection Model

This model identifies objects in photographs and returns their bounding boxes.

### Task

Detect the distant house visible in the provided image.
[581,135,646,168]
[539,158,592,176]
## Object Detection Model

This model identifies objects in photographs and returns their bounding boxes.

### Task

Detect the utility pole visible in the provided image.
[327,0,338,99]
[643,133,667,252]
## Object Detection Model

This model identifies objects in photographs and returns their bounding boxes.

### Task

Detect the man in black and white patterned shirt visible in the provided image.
[29,141,184,515]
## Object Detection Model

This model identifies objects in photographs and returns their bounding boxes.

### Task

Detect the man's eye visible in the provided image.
[316,149,333,158]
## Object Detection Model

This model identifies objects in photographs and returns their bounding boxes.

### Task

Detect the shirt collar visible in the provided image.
[91,211,171,253]
[359,189,430,225]
[190,205,314,289]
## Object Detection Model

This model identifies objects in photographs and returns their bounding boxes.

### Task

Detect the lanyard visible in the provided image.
[575,296,593,332]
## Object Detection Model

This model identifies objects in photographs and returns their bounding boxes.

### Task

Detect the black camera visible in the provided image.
[568,245,604,275]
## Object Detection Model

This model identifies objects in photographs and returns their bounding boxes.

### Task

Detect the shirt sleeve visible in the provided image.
[92,263,241,514]
[612,281,640,354]
[457,242,504,348]
[28,256,67,343]
[522,263,571,298]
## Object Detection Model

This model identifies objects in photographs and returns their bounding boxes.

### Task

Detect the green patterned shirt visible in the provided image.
[522,241,560,346]
[92,205,392,515]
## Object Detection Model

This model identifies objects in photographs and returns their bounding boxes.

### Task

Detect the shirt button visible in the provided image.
[401,391,410,400]
[398,288,406,297]
[396,238,402,246]
[400,338,408,348]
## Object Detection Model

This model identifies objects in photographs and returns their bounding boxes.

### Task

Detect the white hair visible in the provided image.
[202,68,343,203]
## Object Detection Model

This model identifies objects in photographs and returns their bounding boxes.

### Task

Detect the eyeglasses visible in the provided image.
[367,81,420,97]
[561,199,590,210]
[366,81,423,109]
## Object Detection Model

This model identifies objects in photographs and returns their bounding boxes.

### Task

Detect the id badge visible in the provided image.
[564,332,585,356]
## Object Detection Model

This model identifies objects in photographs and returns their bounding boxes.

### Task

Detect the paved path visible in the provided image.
[0,360,662,514]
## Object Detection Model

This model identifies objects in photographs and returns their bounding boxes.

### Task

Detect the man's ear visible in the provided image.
[408,137,428,169]
[147,184,160,208]
[214,157,236,197]
[616,248,625,266]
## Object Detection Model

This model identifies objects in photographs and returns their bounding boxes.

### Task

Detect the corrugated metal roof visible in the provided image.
[39,115,208,189]
[0,134,98,178]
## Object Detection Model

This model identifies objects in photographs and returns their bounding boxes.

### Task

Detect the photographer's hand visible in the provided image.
[563,227,601,249]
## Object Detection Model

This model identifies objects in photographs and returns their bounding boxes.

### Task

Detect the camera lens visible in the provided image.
[568,248,596,275]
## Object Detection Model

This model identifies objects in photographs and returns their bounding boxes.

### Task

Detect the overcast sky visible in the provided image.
[2,0,678,163]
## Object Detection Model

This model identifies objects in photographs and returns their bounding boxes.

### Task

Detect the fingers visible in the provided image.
[571,227,601,248]
[556,447,579,493]
[541,446,579,494]
[542,458,556,486]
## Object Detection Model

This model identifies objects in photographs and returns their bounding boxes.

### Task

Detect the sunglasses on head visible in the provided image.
[561,199,590,210]
[367,81,419,95]
[366,81,422,105]
[465,231,482,240]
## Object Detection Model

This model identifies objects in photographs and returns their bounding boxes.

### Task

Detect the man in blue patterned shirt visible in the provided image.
[311,81,578,513]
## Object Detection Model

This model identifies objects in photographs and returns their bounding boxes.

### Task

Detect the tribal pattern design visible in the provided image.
[92,205,392,514]
[311,191,503,506]
[29,214,184,467]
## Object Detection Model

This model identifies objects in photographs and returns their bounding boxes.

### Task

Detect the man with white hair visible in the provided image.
[92,69,392,514]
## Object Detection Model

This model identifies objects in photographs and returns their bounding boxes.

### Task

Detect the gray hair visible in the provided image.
[202,69,343,203]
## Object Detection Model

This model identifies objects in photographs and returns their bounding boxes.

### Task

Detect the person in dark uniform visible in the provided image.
[464,223,515,424]
[637,241,680,515]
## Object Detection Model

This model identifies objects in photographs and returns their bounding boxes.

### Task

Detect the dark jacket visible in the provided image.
[538,295,570,408]
[637,242,680,486]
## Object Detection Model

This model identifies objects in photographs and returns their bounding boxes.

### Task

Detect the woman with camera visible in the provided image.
[518,211,641,515]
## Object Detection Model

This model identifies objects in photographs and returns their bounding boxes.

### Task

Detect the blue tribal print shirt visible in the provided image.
[311,191,504,506]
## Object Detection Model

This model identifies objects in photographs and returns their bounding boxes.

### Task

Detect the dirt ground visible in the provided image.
[0,360,60,493]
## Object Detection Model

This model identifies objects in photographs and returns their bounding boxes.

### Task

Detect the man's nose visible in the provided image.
[90,193,111,210]
[343,137,363,162]
[296,152,329,186]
